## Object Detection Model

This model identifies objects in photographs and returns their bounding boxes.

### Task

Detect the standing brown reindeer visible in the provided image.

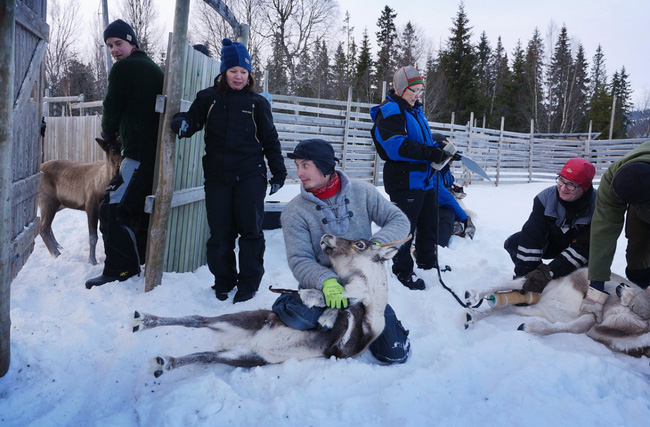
[39,137,122,264]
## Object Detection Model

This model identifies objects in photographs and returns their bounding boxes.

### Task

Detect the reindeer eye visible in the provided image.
[354,241,367,250]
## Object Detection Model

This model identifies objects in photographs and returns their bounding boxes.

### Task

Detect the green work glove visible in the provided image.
[322,278,348,309]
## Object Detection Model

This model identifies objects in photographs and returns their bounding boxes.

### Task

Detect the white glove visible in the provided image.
[442,142,458,157]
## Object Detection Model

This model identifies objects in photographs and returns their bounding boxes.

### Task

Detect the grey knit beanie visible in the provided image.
[393,66,424,97]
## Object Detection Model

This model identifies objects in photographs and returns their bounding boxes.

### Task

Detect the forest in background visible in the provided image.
[45,0,650,138]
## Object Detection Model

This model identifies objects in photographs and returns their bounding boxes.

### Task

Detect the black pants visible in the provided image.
[389,188,455,274]
[99,158,153,276]
[204,175,267,294]
[624,207,650,288]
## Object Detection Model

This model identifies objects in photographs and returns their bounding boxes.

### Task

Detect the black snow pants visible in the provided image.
[204,175,267,294]
[99,158,153,277]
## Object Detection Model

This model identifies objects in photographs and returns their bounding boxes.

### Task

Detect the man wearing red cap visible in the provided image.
[587,141,650,321]
[504,158,597,293]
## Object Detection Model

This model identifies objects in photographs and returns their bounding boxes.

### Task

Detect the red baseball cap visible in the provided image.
[558,158,596,191]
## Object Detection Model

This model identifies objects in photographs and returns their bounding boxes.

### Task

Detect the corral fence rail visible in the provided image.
[44,95,648,187]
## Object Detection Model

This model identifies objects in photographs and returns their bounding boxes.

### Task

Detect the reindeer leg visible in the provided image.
[132,311,231,332]
[39,201,62,257]
[151,350,269,377]
[520,313,596,336]
[465,304,551,329]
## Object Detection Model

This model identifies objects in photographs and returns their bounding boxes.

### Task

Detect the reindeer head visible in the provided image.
[95,137,122,157]
[320,234,398,282]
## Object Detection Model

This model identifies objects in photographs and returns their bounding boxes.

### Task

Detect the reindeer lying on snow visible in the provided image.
[39,137,122,264]
[464,268,650,357]
[132,234,398,377]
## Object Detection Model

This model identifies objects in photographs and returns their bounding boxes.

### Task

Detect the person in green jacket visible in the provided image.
[585,140,650,321]
[86,19,164,289]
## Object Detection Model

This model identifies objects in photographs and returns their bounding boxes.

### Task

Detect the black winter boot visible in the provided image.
[85,271,137,289]
[394,270,426,290]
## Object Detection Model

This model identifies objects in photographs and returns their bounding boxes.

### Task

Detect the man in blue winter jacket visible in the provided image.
[370,66,475,290]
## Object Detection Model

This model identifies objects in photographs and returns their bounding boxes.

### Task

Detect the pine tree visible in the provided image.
[332,42,349,100]
[475,32,492,121]
[354,29,375,102]
[313,40,331,99]
[396,22,418,66]
[566,44,590,132]
[523,28,545,131]
[267,33,289,94]
[587,45,613,137]
[423,52,448,121]
[611,67,633,138]
[489,37,511,128]
[295,49,314,98]
[439,2,479,124]
[375,6,398,91]
[546,25,573,132]
[503,41,532,132]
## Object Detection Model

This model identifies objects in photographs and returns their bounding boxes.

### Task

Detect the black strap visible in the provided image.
[432,170,483,309]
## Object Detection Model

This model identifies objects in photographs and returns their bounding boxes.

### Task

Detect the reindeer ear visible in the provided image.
[378,245,398,261]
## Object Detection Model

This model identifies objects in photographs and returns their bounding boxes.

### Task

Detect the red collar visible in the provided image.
[307,172,341,199]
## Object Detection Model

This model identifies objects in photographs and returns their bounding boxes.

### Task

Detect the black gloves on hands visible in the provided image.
[522,264,553,294]
[171,116,190,138]
[269,179,284,195]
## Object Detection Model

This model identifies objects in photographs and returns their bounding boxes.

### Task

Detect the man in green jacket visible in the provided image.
[86,19,164,289]
[586,140,650,320]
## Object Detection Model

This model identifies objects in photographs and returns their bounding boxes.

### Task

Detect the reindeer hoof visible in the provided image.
[463,312,474,330]
[517,323,525,331]
[151,356,167,377]
[132,311,143,333]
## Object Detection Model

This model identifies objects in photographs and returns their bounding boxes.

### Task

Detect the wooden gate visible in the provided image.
[0,0,49,377]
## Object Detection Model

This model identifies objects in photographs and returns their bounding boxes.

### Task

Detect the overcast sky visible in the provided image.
[77,0,649,107]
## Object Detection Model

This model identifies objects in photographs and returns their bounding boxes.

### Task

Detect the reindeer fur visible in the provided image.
[132,234,398,377]
[464,268,650,357]
[39,138,122,264]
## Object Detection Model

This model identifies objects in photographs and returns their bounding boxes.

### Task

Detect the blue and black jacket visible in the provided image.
[513,186,597,278]
[370,91,467,220]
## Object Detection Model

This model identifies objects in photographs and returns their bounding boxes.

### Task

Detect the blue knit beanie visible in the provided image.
[220,38,251,74]
[104,19,139,48]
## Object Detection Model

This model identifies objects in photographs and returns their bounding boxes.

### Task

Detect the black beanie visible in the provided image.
[104,19,139,48]
[287,139,338,176]
[611,162,650,204]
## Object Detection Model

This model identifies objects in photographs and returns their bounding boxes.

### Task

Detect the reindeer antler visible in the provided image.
[379,234,412,247]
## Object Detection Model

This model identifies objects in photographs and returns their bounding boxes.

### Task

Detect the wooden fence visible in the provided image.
[44,96,648,187]
[42,79,648,275]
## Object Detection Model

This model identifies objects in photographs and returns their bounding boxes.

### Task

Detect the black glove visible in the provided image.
[522,264,553,294]
[269,180,284,195]
[452,152,462,162]
[170,116,190,138]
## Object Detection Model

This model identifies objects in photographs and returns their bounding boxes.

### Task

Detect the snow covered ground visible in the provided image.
[3,181,650,426]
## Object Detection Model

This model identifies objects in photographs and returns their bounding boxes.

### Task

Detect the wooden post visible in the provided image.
[341,86,352,171]
[586,120,593,159]
[372,82,388,185]
[529,119,534,183]
[0,0,16,378]
[495,117,504,187]
[609,94,617,140]
[144,0,190,292]
[101,0,112,76]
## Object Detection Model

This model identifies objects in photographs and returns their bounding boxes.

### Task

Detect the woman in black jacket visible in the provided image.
[171,39,287,304]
